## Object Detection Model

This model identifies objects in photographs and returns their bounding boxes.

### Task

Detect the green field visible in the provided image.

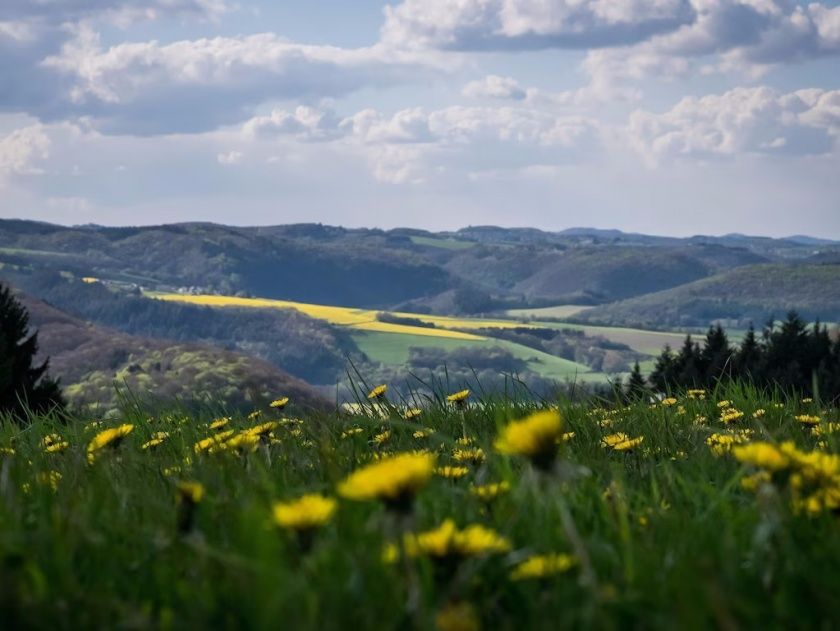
[505,305,593,319]
[409,236,475,250]
[530,321,690,356]
[351,331,603,382]
[2,387,839,628]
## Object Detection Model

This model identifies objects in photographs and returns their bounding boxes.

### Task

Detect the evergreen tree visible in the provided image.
[674,335,702,388]
[0,284,64,421]
[650,344,676,392]
[735,324,762,378]
[700,324,733,385]
[625,361,648,401]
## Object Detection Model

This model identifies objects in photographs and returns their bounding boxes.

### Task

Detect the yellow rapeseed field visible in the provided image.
[150,292,535,341]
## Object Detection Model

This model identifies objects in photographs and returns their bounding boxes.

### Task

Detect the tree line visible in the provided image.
[626,312,840,401]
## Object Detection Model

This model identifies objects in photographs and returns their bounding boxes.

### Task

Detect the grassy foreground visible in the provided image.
[1,385,839,630]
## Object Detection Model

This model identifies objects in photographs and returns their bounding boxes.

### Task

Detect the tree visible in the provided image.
[0,284,64,421]
[735,324,762,378]
[625,361,648,401]
[700,324,733,385]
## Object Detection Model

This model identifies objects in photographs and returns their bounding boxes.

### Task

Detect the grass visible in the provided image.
[1,383,839,629]
[350,331,595,381]
[409,236,475,250]
[505,305,593,319]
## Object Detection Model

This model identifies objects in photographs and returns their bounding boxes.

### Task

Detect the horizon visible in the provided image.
[2,215,838,243]
[1,1,839,237]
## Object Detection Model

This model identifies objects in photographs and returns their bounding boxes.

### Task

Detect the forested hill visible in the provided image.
[0,219,836,318]
[17,291,329,412]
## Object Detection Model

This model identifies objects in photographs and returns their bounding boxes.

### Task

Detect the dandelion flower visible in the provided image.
[373,430,391,446]
[661,398,678,407]
[601,433,644,452]
[142,431,170,450]
[510,553,576,581]
[732,442,790,471]
[446,389,471,405]
[436,466,469,479]
[270,397,290,409]
[403,408,422,420]
[453,447,485,465]
[367,384,387,400]
[795,414,821,427]
[341,427,364,439]
[194,429,235,454]
[435,602,480,631]
[87,424,134,463]
[175,481,204,504]
[209,417,230,430]
[42,434,69,454]
[338,452,436,509]
[404,519,510,559]
[244,421,279,438]
[272,494,337,531]
[495,410,562,469]
[470,481,510,502]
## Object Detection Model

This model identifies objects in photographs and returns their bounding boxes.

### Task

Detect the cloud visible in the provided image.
[35,31,434,135]
[462,75,527,100]
[243,106,345,141]
[0,123,50,183]
[381,0,697,50]
[627,86,840,164]
[581,1,840,86]
[0,0,227,23]
[217,150,244,165]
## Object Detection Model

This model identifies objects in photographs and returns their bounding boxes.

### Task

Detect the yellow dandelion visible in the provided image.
[456,436,474,446]
[209,417,230,430]
[453,447,485,465]
[403,407,423,420]
[706,433,745,456]
[0,446,15,457]
[436,466,470,479]
[272,494,337,531]
[175,481,204,504]
[687,389,706,399]
[194,429,235,453]
[752,409,766,419]
[270,397,290,409]
[717,400,732,408]
[559,431,575,443]
[510,553,576,581]
[42,434,69,454]
[435,602,480,631]
[341,427,364,439]
[446,389,471,405]
[601,433,644,452]
[218,432,260,454]
[367,384,388,400]
[720,408,745,424]
[795,414,821,427]
[404,519,510,559]
[142,431,170,450]
[661,397,678,407]
[413,429,432,439]
[470,481,510,502]
[740,470,772,492]
[337,452,436,508]
[244,421,279,438]
[373,430,391,446]
[87,424,134,463]
[494,410,562,469]
[732,442,791,471]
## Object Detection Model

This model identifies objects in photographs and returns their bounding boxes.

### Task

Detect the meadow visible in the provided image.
[151,292,599,380]
[1,384,839,629]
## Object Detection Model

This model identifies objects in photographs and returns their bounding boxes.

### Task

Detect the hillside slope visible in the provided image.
[574,264,840,328]
[19,293,328,412]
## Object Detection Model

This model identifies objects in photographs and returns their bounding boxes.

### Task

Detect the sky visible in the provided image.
[0,0,839,238]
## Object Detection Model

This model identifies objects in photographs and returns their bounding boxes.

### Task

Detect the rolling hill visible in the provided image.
[573,263,840,329]
[18,292,328,412]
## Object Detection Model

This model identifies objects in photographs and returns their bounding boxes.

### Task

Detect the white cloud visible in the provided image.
[0,123,50,182]
[243,106,344,141]
[217,150,243,165]
[381,0,696,50]
[627,86,840,164]
[462,75,527,100]
[38,31,434,135]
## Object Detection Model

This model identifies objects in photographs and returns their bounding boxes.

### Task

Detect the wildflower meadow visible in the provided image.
[1,384,839,629]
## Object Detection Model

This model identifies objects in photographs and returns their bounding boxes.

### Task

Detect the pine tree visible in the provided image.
[735,323,762,378]
[700,323,733,385]
[0,284,64,421]
[650,344,676,392]
[625,361,648,401]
